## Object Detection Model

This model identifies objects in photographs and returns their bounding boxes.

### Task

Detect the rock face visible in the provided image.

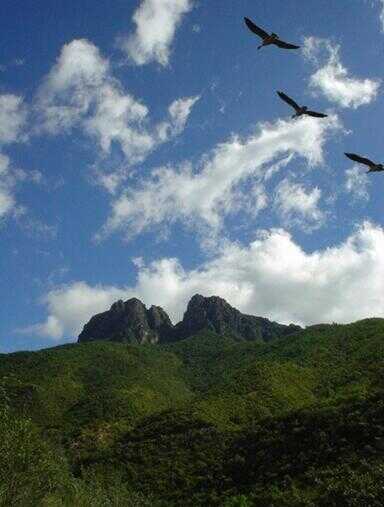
[173,294,301,342]
[78,294,301,344]
[78,298,173,344]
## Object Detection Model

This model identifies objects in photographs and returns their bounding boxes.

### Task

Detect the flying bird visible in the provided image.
[344,153,384,173]
[277,91,328,119]
[244,17,300,50]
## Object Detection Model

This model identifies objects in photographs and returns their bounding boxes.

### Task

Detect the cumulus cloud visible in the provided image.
[303,37,380,108]
[27,221,384,340]
[119,0,193,66]
[35,39,109,134]
[274,179,325,232]
[22,282,128,339]
[100,114,341,240]
[36,39,199,169]
[344,166,370,201]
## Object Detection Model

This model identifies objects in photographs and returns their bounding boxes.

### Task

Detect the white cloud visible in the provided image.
[0,154,16,218]
[344,166,370,201]
[36,39,199,171]
[119,0,193,66]
[274,179,325,232]
[0,96,28,219]
[100,115,341,240]
[157,95,200,140]
[304,37,380,108]
[0,161,45,223]
[22,282,128,339]
[29,221,384,340]
[0,94,27,144]
[36,39,109,134]
[0,154,45,222]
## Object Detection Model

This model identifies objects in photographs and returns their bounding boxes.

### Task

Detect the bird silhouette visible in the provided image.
[345,153,384,173]
[277,91,328,119]
[244,17,300,50]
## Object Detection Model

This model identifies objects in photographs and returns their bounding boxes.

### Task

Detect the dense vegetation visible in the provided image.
[1,318,384,505]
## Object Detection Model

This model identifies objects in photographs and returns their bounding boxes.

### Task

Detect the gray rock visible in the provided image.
[172,294,301,342]
[78,294,301,345]
[78,298,173,344]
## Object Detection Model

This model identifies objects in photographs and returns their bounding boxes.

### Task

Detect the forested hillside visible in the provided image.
[1,319,384,505]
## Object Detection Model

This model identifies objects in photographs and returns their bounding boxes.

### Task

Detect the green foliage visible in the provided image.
[306,462,384,506]
[1,318,384,505]
[224,495,252,506]
[43,470,161,507]
[106,394,384,505]
[0,394,69,506]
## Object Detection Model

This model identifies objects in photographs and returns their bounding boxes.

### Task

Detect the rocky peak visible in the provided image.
[110,299,125,312]
[78,294,301,345]
[175,294,238,338]
[147,305,173,329]
[174,294,301,342]
[78,298,173,344]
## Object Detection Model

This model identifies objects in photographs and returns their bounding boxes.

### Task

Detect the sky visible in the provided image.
[1,0,384,353]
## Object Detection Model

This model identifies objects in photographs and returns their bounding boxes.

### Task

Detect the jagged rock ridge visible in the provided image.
[78,298,173,344]
[78,294,301,344]
[173,294,301,342]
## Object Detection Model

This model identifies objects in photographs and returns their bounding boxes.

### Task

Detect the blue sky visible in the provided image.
[1,0,384,353]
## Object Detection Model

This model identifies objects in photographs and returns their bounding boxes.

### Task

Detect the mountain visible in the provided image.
[78,298,173,344]
[78,293,301,344]
[172,294,301,342]
[4,318,384,434]
[2,317,384,505]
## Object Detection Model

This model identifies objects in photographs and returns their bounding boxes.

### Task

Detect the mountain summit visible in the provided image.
[78,298,173,344]
[78,294,301,344]
[173,294,301,342]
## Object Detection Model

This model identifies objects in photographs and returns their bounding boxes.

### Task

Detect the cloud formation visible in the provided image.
[0,94,28,219]
[100,115,341,240]
[29,221,384,340]
[36,39,199,169]
[304,37,380,108]
[24,282,128,339]
[0,154,16,218]
[274,179,325,232]
[344,166,370,201]
[0,94,27,144]
[119,0,193,66]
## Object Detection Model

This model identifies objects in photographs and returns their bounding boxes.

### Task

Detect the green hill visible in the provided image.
[1,318,384,505]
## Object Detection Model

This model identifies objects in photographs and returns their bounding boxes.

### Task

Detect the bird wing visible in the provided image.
[306,111,328,118]
[274,39,300,49]
[344,153,376,167]
[244,17,269,40]
[277,91,300,111]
